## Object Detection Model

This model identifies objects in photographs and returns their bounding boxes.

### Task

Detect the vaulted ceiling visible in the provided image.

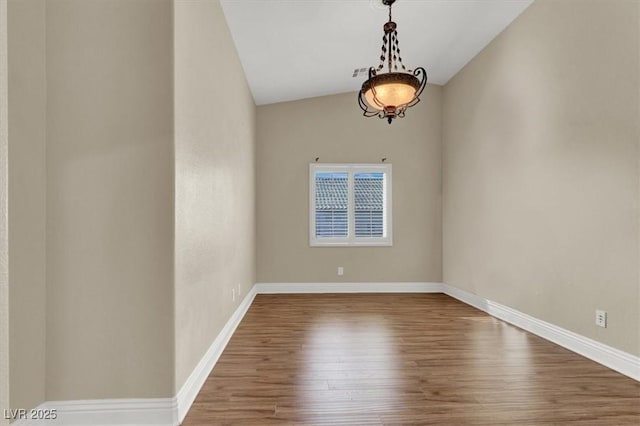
[220,0,533,105]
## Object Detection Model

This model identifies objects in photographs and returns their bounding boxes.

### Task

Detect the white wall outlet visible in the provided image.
[232,288,236,302]
[237,283,241,297]
[595,310,607,328]
[337,266,344,276]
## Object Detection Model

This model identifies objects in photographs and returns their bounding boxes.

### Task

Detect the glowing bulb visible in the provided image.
[364,82,417,110]
[361,73,420,111]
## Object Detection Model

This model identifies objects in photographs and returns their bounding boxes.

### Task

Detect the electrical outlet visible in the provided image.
[337,266,344,276]
[232,288,236,302]
[237,283,241,297]
[595,310,607,328]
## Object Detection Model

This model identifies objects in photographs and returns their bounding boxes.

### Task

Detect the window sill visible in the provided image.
[310,239,393,247]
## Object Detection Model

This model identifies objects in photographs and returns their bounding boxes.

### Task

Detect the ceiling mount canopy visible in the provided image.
[358,0,427,124]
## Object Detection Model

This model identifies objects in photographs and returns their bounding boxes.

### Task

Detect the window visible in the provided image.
[310,163,392,246]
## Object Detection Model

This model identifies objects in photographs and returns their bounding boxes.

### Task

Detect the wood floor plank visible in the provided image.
[182,294,640,425]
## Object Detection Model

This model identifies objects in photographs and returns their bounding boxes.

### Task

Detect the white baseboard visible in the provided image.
[175,285,257,423]
[11,398,177,426]
[14,281,638,425]
[442,282,489,312]
[442,284,640,382]
[255,281,443,294]
[11,287,259,426]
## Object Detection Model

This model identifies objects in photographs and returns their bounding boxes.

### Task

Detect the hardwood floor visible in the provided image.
[182,294,640,425]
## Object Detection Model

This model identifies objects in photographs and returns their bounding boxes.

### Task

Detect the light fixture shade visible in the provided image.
[358,67,427,123]
[362,73,421,111]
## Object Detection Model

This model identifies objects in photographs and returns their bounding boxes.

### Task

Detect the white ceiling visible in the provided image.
[220,0,533,106]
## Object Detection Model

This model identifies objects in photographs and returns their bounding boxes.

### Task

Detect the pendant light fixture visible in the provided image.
[358,0,427,124]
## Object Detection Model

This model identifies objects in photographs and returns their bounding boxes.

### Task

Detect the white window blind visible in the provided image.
[354,173,384,238]
[310,164,392,247]
[315,172,348,238]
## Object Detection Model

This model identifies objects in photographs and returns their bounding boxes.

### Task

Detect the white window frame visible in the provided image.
[309,163,392,247]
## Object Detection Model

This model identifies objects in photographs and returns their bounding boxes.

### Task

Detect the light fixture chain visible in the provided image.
[395,34,406,71]
[392,32,398,70]
[387,24,392,72]
[377,33,387,71]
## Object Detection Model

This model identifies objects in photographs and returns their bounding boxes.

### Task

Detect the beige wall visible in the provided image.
[7,0,47,412]
[174,0,256,391]
[257,88,442,283]
[443,0,640,355]
[45,0,175,398]
[0,0,9,423]
[4,0,257,406]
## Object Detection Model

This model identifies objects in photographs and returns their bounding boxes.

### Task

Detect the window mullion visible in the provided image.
[348,171,355,244]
